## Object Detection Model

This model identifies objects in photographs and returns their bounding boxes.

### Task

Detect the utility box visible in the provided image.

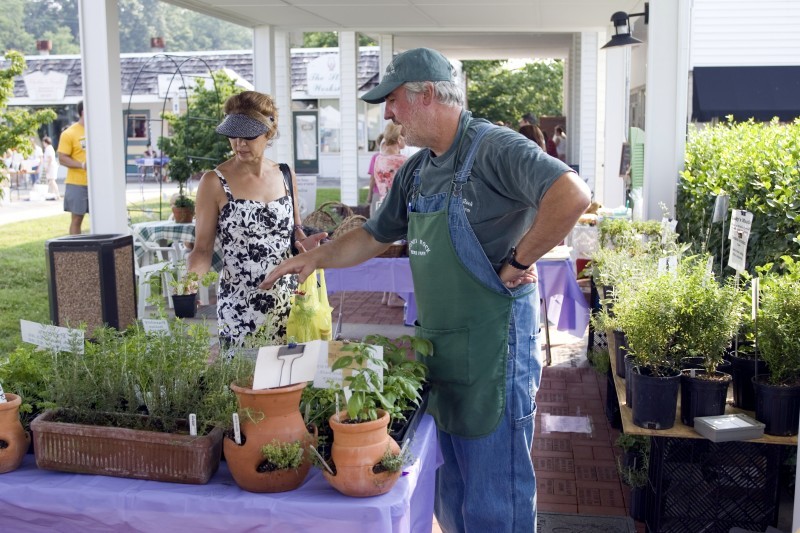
[45,234,136,334]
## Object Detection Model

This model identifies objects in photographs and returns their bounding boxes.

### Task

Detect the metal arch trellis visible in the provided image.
[124,54,225,220]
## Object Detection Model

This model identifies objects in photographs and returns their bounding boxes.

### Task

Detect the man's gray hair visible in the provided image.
[404,81,464,107]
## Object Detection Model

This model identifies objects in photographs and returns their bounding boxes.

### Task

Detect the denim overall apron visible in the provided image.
[409,125,536,438]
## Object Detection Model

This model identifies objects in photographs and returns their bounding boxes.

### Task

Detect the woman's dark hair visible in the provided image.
[519,124,545,151]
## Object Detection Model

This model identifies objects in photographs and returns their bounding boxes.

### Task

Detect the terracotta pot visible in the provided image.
[323,409,401,497]
[224,381,316,493]
[0,394,30,474]
[171,206,194,223]
[31,410,222,483]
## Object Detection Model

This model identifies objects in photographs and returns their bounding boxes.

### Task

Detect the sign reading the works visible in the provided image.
[24,71,68,101]
[306,54,340,97]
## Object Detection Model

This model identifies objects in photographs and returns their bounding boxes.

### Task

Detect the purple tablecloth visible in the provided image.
[326,258,417,326]
[538,259,590,337]
[325,257,589,336]
[0,415,441,533]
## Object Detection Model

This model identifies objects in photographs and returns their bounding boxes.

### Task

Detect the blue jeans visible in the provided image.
[434,289,542,532]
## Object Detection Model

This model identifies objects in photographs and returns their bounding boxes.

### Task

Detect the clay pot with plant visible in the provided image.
[321,336,431,497]
[0,387,30,474]
[223,381,317,493]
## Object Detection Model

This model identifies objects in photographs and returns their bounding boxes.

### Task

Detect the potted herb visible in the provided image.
[322,336,432,497]
[29,322,251,484]
[247,438,314,493]
[167,267,218,319]
[615,434,650,521]
[753,257,800,436]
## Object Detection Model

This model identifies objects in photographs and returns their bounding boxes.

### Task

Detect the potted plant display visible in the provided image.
[168,267,218,319]
[29,322,251,484]
[321,336,431,497]
[753,258,800,436]
[223,379,317,493]
[615,433,650,522]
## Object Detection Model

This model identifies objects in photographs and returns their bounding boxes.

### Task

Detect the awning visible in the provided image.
[692,66,800,122]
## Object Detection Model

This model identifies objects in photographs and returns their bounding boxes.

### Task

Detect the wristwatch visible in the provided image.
[505,247,532,270]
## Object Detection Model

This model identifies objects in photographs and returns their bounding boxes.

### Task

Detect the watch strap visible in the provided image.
[506,248,532,270]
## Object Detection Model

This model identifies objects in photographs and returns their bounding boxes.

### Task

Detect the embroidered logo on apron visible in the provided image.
[408,238,431,257]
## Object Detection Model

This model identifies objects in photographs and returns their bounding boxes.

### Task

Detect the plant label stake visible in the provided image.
[335,393,340,422]
[308,445,334,475]
[0,383,6,403]
[189,413,197,436]
[232,413,242,445]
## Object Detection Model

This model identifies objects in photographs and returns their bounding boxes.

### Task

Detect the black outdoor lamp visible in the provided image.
[601,2,649,49]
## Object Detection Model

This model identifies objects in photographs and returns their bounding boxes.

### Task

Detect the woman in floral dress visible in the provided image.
[188,91,325,348]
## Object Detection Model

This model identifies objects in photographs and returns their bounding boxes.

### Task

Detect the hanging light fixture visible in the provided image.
[601,3,649,49]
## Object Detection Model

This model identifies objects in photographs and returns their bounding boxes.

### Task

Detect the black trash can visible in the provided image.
[45,234,136,334]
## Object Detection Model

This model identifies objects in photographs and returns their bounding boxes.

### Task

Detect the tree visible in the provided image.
[302,32,376,48]
[0,51,57,197]
[158,71,243,202]
[463,59,563,126]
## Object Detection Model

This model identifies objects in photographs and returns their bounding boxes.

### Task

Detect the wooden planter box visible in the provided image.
[30,410,223,484]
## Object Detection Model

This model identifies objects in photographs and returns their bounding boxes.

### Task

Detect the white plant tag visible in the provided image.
[232,413,241,445]
[728,236,748,273]
[728,210,753,241]
[0,383,7,403]
[752,277,760,321]
[20,320,84,354]
[189,413,197,436]
[712,194,729,223]
[343,386,352,403]
[142,319,170,335]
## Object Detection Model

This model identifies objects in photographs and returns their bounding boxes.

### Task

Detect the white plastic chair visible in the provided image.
[135,259,174,318]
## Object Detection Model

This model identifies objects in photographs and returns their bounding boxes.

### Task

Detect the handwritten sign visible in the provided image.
[141,319,170,335]
[20,320,84,353]
[728,210,753,241]
[728,236,748,272]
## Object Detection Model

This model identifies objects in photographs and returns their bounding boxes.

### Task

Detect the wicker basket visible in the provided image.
[331,214,367,240]
[303,201,353,234]
[377,241,408,258]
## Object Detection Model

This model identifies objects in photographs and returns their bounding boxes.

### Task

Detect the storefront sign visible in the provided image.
[23,71,67,101]
[307,54,340,97]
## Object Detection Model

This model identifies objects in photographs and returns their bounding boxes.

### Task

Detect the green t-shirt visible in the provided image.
[363,111,574,269]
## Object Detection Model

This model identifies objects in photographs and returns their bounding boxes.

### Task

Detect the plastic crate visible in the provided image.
[645,437,782,532]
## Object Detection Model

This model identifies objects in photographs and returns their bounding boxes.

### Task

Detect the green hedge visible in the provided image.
[677,118,800,274]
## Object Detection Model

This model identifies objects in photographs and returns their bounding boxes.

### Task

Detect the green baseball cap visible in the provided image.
[361,48,455,104]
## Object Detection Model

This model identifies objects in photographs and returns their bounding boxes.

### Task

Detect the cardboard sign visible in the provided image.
[20,320,84,353]
[252,340,325,390]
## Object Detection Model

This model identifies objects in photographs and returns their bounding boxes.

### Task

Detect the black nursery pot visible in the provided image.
[729,354,768,411]
[680,370,731,427]
[172,293,197,319]
[631,367,680,430]
[613,330,629,379]
[753,377,800,436]
[624,355,636,408]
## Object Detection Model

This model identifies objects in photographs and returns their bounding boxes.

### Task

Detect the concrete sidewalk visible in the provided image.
[0,180,182,227]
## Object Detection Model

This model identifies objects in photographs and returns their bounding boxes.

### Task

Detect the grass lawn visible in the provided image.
[0,189,366,355]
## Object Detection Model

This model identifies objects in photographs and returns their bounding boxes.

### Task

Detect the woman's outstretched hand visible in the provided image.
[294,232,328,254]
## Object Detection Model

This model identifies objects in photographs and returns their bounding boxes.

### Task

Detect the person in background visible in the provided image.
[260,47,590,532]
[554,126,567,162]
[188,91,325,349]
[41,136,60,200]
[519,124,545,151]
[519,111,538,128]
[57,101,88,234]
[371,122,407,216]
[366,132,384,215]
[543,130,559,159]
[27,137,43,186]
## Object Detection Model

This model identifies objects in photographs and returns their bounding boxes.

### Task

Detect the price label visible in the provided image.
[189,413,197,436]
[232,413,241,445]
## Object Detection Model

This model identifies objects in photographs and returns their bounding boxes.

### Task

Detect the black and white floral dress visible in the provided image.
[214,169,296,347]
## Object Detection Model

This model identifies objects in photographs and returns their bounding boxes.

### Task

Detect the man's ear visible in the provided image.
[422,82,435,105]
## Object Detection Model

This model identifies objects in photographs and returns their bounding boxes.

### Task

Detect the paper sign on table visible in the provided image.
[251,340,325,390]
[20,320,84,353]
[313,341,384,391]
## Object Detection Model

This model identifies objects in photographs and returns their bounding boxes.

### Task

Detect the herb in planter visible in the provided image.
[258,439,305,472]
[374,441,414,474]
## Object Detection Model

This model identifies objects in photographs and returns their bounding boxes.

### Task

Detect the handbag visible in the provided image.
[286,269,333,343]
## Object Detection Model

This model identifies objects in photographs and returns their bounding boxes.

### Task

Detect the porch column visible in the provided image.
[642,0,691,219]
[266,30,293,168]
[377,34,394,131]
[339,31,359,206]
[602,43,629,209]
[576,32,601,195]
[253,25,278,162]
[78,0,127,234]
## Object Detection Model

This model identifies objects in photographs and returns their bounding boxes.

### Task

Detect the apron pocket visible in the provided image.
[414,324,472,385]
